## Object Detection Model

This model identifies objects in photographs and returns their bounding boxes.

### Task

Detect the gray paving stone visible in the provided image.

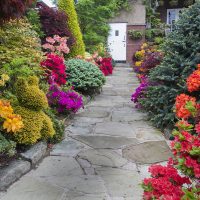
[20,142,47,165]
[27,156,83,177]
[96,168,143,198]
[72,117,105,126]
[0,176,64,200]
[76,108,110,118]
[50,138,87,157]
[122,141,172,164]
[65,125,92,135]
[72,135,138,149]
[134,127,165,142]
[78,149,128,168]
[112,110,147,122]
[94,122,136,137]
[0,160,31,191]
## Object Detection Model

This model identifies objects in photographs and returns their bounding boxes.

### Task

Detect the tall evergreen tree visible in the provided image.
[58,0,85,57]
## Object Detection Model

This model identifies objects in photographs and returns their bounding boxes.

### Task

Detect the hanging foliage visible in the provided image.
[0,0,35,24]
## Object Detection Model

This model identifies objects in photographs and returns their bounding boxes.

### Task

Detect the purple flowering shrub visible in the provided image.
[47,84,83,113]
[131,76,150,108]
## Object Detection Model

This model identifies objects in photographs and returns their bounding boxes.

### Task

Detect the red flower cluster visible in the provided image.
[99,58,113,76]
[175,94,197,119]
[142,164,190,200]
[187,64,200,92]
[41,53,67,86]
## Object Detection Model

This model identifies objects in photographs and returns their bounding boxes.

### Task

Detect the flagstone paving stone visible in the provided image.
[1,65,171,200]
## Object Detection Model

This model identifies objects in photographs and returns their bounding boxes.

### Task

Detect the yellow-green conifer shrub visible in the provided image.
[0,19,43,67]
[13,76,55,145]
[58,0,85,57]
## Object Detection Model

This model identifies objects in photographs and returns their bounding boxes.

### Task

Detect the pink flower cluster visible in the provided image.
[42,35,70,57]
[41,53,67,86]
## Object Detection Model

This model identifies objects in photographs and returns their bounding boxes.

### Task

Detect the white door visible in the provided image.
[167,9,182,31]
[107,23,127,61]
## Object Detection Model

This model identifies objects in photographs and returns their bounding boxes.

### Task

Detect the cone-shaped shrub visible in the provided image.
[141,1,200,129]
[58,0,85,57]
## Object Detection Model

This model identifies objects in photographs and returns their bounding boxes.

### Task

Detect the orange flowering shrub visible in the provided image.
[187,64,200,92]
[175,94,197,119]
[0,99,23,133]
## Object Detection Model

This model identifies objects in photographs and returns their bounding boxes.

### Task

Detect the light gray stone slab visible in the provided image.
[78,149,127,168]
[112,110,147,122]
[65,125,92,135]
[94,122,136,137]
[20,142,47,165]
[72,135,138,149]
[0,160,31,191]
[96,168,143,198]
[135,127,165,142]
[50,138,86,157]
[27,156,83,178]
[72,117,105,127]
[122,141,172,164]
[76,109,110,118]
[0,176,64,200]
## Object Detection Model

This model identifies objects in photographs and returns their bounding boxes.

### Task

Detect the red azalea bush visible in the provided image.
[36,2,75,47]
[98,57,113,76]
[141,64,200,199]
[41,54,67,86]
[0,0,34,23]
[142,163,191,200]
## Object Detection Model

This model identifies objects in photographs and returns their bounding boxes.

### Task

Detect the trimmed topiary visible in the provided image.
[58,0,85,57]
[141,2,200,129]
[13,76,55,145]
[65,59,106,94]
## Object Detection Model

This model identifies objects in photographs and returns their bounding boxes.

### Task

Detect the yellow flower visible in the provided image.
[3,115,23,133]
[1,74,10,81]
[141,43,148,49]
[0,100,13,118]
[135,61,142,67]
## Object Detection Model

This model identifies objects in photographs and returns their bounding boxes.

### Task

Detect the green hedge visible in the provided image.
[58,0,85,57]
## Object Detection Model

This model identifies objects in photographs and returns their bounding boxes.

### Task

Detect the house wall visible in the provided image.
[109,0,146,64]
[157,0,194,23]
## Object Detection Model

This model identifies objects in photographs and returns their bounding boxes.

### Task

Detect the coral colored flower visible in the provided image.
[3,115,23,133]
[187,68,200,92]
[175,94,197,119]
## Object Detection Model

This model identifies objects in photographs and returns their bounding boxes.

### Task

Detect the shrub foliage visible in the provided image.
[58,0,85,57]
[36,2,75,47]
[141,2,200,129]
[65,59,105,94]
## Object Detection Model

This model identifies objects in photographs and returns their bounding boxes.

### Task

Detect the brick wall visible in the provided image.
[126,25,145,64]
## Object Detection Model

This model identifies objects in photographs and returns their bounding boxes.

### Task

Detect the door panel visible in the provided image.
[107,23,127,61]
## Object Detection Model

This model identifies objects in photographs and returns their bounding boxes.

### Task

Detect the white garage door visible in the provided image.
[107,23,127,61]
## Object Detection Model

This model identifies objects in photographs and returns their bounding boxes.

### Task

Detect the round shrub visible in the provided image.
[65,59,106,94]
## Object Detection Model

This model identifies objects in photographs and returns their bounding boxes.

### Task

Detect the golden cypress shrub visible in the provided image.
[13,76,55,145]
[58,0,85,57]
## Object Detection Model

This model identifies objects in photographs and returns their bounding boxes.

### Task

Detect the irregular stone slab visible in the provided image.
[73,135,138,149]
[72,117,105,127]
[123,141,172,164]
[94,122,136,137]
[96,168,142,198]
[20,142,47,165]
[28,156,83,177]
[76,108,110,118]
[50,138,86,157]
[42,175,107,196]
[65,125,92,135]
[78,149,127,168]
[0,176,64,200]
[112,110,147,122]
[135,128,165,142]
[0,160,31,191]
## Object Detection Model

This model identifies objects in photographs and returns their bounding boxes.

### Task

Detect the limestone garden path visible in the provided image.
[0,65,172,200]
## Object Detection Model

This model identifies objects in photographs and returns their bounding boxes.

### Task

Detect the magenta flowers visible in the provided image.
[47,84,83,113]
